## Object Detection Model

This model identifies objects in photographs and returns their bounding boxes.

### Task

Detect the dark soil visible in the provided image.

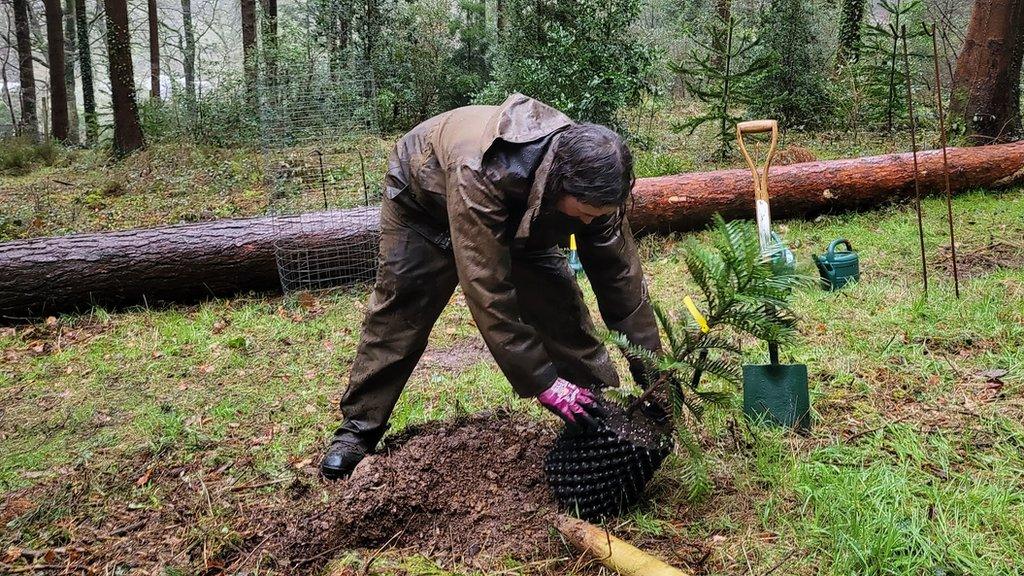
[1,412,573,575]
[268,412,566,571]
[934,240,1024,278]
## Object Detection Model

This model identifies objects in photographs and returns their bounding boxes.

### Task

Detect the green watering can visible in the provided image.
[812,238,860,291]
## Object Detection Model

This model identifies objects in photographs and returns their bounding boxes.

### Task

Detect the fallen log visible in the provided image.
[1,142,1022,320]
[627,140,1024,233]
[0,209,380,320]
[554,514,693,576]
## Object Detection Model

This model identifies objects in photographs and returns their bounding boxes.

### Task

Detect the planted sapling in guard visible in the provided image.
[544,215,803,519]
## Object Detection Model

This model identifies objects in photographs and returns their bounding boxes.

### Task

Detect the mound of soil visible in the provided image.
[278,412,566,570]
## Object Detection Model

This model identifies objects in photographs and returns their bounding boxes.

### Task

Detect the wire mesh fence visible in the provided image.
[261,60,383,293]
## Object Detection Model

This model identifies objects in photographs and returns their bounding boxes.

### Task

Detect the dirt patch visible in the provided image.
[415,337,493,374]
[273,412,564,571]
[774,145,818,166]
[934,240,1024,278]
[1,413,569,575]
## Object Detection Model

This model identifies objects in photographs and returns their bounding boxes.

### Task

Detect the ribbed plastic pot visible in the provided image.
[544,401,673,520]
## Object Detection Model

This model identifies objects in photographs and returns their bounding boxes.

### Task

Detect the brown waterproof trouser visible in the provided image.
[337,197,619,449]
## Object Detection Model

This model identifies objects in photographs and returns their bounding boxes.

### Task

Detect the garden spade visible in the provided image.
[736,120,810,432]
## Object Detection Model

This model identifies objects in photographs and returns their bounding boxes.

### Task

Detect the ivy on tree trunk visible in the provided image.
[103,0,145,156]
[74,0,97,145]
[43,0,70,141]
[13,0,38,139]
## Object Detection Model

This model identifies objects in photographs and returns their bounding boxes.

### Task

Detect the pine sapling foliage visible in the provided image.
[607,216,803,498]
[671,15,769,160]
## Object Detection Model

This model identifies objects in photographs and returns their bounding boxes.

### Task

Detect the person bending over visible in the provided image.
[321,93,661,479]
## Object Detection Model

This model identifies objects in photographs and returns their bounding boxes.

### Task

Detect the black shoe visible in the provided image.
[320,434,369,480]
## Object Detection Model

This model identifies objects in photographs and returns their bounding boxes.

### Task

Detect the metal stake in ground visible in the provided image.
[925,22,961,298]
[901,24,928,296]
[313,149,328,210]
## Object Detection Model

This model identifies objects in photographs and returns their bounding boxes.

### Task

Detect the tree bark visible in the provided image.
[949,0,1024,144]
[240,0,257,100]
[74,0,97,144]
[260,0,277,85]
[62,0,79,143]
[835,0,866,67]
[148,0,159,100]
[2,143,1023,319]
[12,0,38,139]
[181,0,195,100]
[103,0,144,156]
[43,0,70,141]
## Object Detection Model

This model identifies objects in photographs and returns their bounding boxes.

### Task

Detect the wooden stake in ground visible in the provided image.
[554,515,693,576]
[926,22,961,298]
[902,24,928,296]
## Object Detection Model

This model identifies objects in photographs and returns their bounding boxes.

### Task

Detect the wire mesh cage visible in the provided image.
[261,58,383,293]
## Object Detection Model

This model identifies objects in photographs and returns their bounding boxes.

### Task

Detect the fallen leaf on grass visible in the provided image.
[291,457,312,470]
[976,368,1008,382]
[198,364,215,374]
[212,318,231,334]
[136,468,153,486]
[3,547,22,563]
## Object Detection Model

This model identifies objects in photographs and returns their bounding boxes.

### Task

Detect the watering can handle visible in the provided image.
[827,238,853,256]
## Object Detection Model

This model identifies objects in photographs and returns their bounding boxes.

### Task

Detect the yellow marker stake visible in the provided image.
[569,233,577,251]
[683,296,710,333]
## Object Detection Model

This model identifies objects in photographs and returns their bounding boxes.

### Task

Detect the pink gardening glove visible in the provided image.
[537,378,605,428]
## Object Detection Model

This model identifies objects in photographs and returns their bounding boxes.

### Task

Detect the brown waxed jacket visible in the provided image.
[384,93,661,397]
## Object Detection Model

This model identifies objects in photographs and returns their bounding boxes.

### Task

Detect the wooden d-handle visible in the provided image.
[736,119,778,134]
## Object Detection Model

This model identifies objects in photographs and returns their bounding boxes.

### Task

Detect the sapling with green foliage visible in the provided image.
[608,215,803,497]
[671,15,770,160]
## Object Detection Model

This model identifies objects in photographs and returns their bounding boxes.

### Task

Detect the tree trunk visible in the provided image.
[3,142,1023,320]
[259,0,277,85]
[43,0,70,141]
[181,0,195,101]
[148,0,159,99]
[240,0,257,100]
[103,0,144,156]
[62,0,79,143]
[12,0,38,139]
[74,0,97,144]
[835,0,866,67]
[949,0,1024,144]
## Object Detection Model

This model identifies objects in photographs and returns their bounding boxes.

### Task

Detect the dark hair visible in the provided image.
[545,123,635,208]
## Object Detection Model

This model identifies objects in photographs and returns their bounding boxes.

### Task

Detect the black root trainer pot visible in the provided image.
[544,399,673,520]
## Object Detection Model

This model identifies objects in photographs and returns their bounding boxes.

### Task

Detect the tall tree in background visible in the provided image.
[43,0,70,141]
[63,0,79,142]
[148,0,159,99]
[103,0,144,155]
[12,0,38,138]
[240,0,257,99]
[949,0,1024,143]
[74,0,97,144]
[835,0,867,67]
[259,0,277,84]
[751,0,830,128]
[181,0,195,100]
